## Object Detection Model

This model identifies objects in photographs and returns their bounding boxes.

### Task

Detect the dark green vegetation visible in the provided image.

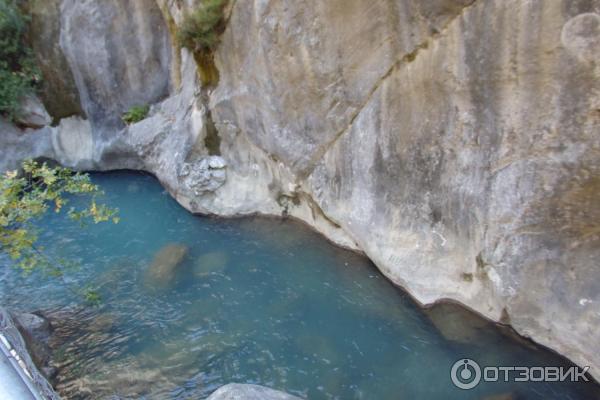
[177,0,228,85]
[0,161,118,303]
[122,104,150,125]
[177,0,227,54]
[0,0,39,120]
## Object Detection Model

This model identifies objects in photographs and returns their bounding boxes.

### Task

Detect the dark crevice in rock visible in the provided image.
[193,87,222,157]
[500,307,511,325]
[300,191,343,230]
[194,51,221,87]
[204,106,222,156]
[276,191,301,218]
[25,0,85,121]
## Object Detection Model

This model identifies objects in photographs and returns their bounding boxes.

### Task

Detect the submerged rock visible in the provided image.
[0,308,60,398]
[207,384,303,400]
[480,393,516,400]
[424,303,490,344]
[87,313,116,333]
[12,312,55,379]
[193,251,229,277]
[144,243,189,288]
[13,312,50,337]
[295,333,341,366]
[56,359,174,399]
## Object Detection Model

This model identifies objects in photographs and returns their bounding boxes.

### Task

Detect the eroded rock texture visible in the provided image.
[212,0,600,375]
[0,0,598,378]
[59,0,172,135]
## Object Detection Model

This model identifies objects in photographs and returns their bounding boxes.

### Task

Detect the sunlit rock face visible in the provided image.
[211,0,600,376]
[0,0,599,379]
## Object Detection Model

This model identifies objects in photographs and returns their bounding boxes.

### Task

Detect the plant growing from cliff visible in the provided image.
[0,160,119,304]
[122,104,150,125]
[0,0,40,120]
[177,0,228,85]
[177,0,226,53]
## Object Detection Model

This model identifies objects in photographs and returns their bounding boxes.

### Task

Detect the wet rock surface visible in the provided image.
[12,312,55,380]
[425,303,491,344]
[207,383,303,400]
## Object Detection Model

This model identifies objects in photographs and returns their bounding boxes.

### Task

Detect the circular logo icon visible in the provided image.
[451,358,482,390]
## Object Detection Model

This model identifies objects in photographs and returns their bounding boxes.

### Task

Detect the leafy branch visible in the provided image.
[0,160,119,304]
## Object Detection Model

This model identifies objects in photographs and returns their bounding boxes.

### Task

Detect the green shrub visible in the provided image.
[177,0,227,54]
[0,0,39,120]
[122,104,150,125]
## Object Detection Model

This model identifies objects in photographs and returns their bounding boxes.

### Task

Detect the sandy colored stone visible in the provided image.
[144,243,189,288]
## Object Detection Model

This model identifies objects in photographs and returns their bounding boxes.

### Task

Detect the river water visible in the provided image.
[0,172,597,399]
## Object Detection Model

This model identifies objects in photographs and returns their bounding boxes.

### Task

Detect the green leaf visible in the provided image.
[83,289,102,306]
[0,160,119,304]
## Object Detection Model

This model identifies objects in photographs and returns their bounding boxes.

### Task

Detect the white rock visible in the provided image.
[207,384,303,400]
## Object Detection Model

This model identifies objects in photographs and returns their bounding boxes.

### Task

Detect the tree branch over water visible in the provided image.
[0,160,118,304]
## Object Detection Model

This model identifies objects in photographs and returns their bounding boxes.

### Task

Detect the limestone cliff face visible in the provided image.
[1,0,599,378]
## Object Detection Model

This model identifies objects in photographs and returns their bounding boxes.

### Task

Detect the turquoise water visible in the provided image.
[1,172,598,400]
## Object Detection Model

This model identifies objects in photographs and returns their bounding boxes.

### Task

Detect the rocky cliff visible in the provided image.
[1,0,599,379]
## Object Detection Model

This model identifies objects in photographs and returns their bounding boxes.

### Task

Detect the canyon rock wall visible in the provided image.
[1,0,599,378]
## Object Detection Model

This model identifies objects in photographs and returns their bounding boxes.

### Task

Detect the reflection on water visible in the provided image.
[1,172,598,400]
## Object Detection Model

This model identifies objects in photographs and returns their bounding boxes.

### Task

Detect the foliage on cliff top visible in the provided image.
[177,0,228,54]
[0,0,40,120]
[0,161,119,303]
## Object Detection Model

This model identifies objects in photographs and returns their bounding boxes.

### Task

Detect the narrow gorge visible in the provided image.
[1,0,599,398]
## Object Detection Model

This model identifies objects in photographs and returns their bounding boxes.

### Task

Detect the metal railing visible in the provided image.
[0,308,60,400]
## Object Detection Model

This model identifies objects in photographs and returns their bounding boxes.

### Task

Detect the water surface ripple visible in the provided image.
[1,172,598,400]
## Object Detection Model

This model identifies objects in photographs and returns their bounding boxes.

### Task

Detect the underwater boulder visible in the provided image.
[193,251,228,278]
[424,302,489,344]
[144,243,189,289]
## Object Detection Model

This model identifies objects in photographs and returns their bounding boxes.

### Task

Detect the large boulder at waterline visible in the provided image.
[12,312,54,378]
